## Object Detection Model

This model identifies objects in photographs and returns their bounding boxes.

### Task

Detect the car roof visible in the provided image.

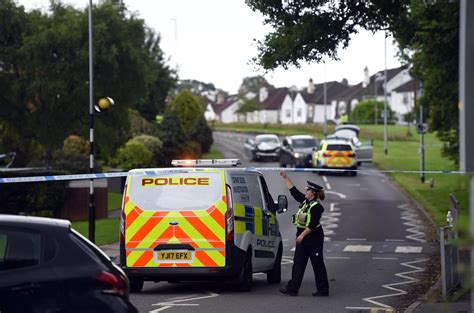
[255,134,279,138]
[323,139,354,146]
[0,214,71,229]
[288,135,316,140]
[128,168,262,175]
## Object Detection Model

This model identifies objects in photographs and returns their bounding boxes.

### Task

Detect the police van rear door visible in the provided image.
[123,169,227,268]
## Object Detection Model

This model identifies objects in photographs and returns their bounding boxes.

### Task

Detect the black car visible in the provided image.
[279,135,319,168]
[0,215,138,313]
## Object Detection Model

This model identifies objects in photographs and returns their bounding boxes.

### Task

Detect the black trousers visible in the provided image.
[286,242,329,294]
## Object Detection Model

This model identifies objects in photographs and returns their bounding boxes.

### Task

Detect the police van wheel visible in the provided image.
[236,252,253,291]
[267,246,282,284]
[129,278,144,293]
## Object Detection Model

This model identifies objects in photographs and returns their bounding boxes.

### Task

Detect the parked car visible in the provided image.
[312,139,358,176]
[279,135,319,168]
[0,215,138,313]
[244,134,281,161]
[326,124,373,164]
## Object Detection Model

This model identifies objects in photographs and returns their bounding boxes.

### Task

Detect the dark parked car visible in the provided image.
[279,135,319,168]
[0,215,138,313]
[244,134,281,161]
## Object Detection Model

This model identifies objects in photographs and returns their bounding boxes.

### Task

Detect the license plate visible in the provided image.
[156,251,193,262]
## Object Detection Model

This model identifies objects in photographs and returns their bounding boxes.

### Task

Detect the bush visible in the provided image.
[192,116,213,153]
[351,99,394,124]
[0,170,68,217]
[129,135,163,166]
[112,141,153,170]
[53,135,93,173]
[128,109,160,138]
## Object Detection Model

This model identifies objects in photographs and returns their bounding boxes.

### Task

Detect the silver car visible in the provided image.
[244,134,281,161]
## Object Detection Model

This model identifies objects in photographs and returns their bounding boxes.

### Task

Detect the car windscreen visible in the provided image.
[256,137,279,144]
[129,172,224,211]
[292,138,317,148]
[327,144,352,151]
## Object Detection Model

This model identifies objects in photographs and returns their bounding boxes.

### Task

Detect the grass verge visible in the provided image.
[71,217,119,246]
[202,145,224,159]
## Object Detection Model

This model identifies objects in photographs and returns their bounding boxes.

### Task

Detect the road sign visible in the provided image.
[416,123,428,134]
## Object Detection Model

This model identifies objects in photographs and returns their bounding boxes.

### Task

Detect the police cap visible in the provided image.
[306,181,323,192]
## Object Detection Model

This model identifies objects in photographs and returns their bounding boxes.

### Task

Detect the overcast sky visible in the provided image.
[19,0,402,94]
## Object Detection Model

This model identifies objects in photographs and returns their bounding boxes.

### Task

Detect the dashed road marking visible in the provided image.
[395,246,423,253]
[373,257,398,260]
[346,238,367,241]
[343,245,372,252]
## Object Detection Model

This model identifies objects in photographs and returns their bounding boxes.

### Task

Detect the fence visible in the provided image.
[440,194,462,300]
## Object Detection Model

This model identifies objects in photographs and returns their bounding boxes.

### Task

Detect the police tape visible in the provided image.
[0,167,470,184]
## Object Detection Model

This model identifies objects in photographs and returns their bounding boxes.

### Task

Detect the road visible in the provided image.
[129,131,438,313]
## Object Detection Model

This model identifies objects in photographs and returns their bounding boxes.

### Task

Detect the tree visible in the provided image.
[168,90,204,134]
[238,76,274,94]
[158,110,187,165]
[351,99,393,125]
[246,0,460,163]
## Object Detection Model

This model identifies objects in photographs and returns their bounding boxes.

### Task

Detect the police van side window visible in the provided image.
[259,177,275,213]
[231,174,263,209]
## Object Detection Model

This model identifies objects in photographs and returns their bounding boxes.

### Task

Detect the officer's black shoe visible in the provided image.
[279,287,297,296]
[312,291,329,297]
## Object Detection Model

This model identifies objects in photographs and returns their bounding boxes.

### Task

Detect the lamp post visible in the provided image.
[88,0,95,243]
[323,62,327,136]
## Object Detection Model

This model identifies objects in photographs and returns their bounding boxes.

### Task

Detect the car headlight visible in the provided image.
[294,153,300,158]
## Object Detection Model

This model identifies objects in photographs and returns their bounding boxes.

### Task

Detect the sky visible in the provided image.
[19,0,402,94]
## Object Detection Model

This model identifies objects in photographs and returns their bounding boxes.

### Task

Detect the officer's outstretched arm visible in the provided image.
[280,171,294,189]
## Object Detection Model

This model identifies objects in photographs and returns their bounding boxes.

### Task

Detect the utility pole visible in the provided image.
[383,31,388,156]
[88,0,95,243]
[419,104,425,183]
[459,1,474,310]
[323,62,327,136]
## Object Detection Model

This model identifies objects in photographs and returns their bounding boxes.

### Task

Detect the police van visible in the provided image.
[119,159,288,292]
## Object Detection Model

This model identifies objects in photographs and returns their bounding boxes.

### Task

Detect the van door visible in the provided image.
[259,176,278,268]
[123,170,227,268]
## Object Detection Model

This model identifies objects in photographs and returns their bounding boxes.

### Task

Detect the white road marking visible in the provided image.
[329,203,335,211]
[150,291,219,313]
[326,256,350,259]
[322,176,328,183]
[325,190,347,198]
[346,258,428,310]
[346,238,367,241]
[343,245,372,252]
[326,183,332,190]
[395,246,423,253]
[385,239,405,242]
[398,204,426,243]
[373,257,398,260]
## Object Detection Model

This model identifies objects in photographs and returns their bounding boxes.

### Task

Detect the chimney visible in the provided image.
[362,66,370,88]
[259,87,268,102]
[307,78,315,94]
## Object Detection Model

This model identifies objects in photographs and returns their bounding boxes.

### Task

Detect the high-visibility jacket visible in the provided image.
[292,199,318,228]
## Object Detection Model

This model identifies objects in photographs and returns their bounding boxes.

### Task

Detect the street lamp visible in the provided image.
[323,62,327,136]
[383,31,388,156]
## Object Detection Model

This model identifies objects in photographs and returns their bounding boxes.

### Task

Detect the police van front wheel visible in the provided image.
[129,278,144,293]
[267,247,282,284]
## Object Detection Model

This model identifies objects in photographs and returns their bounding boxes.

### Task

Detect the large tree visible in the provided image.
[238,75,274,94]
[246,0,460,163]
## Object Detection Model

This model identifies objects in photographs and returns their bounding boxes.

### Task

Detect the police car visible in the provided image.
[119,159,288,292]
[312,139,358,176]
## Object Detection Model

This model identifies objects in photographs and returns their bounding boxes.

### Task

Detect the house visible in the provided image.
[204,94,240,123]
[390,79,422,123]
[301,79,350,123]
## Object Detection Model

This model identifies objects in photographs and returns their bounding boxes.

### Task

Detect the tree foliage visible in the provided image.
[246,0,460,163]
[238,76,274,94]
[0,0,175,166]
[351,99,394,124]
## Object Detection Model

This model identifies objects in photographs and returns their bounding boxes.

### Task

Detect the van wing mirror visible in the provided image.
[276,195,288,214]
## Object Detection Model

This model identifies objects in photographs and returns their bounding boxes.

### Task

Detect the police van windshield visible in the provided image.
[128,172,223,211]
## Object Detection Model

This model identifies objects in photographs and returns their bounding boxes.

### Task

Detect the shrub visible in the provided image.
[129,135,163,166]
[351,99,394,124]
[53,135,96,173]
[112,141,153,170]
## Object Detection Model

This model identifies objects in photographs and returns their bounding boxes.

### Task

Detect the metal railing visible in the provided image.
[440,194,461,300]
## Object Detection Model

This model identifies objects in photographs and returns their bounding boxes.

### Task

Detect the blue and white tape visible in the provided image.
[0,167,470,184]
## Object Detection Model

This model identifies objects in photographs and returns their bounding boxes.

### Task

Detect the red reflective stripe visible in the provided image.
[184,212,223,249]
[207,205,225,229]
[195,250,218,267]
[132,251,153,267]
[125,206,141,229]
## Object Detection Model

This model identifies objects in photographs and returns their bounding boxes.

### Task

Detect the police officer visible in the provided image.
[279,171,329,297]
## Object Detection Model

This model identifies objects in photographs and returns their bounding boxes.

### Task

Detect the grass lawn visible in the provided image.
[214,122,469,229]
[71,217,119,246]
[202,145,224,159]
[108,192,123,212]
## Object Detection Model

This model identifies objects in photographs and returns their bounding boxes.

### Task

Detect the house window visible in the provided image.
[297,108,302,117]
[286,110,291,118]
